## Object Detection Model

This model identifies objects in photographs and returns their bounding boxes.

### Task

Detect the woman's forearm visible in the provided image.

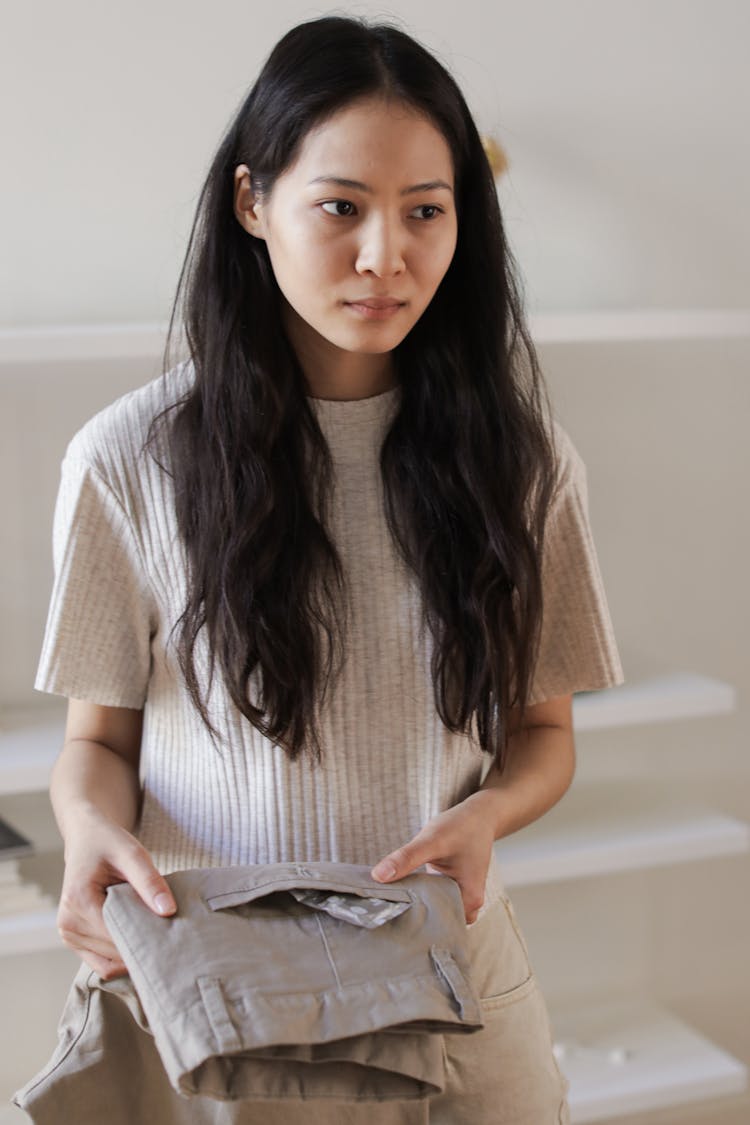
[49,737,176,977]
[465,722,576,841]
[50,740,142,845]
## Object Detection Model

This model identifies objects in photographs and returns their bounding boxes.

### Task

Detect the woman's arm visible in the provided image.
[51,699,176,979]
[51,699,145,835]
[465,693,576,840]
[371,695,575,923]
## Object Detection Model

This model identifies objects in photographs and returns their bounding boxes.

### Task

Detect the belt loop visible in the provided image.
[429,946,482,1023]
[197,976,243,1053]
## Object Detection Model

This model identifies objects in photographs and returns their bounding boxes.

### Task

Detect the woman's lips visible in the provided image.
[345,300,405,320]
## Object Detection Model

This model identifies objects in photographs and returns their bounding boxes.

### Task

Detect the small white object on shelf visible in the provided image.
[496,780,750,887]
[553,996,748,1123]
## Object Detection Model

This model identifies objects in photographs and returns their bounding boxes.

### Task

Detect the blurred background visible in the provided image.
[2,0,749,321]
[1,2,748,1122]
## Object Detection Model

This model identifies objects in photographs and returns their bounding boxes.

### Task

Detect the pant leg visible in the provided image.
[428,896,570,1125]
[14,963,430,1125]
[13,965,211,1125]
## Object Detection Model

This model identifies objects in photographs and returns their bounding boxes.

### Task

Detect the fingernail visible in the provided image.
[154,893,174,915]
[372,861,397,880]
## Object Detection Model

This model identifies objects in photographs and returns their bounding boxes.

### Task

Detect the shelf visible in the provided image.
[0,708,64,795]
[0,842,62,957]
[530,309,750,343]
[496,780,750,887]
[1,310,749,365]
[1,674,736,795]
[0,908,60,957]
[0,322,174,364]
[4,777,749,951]
[572,674,736,731]
[554,996,748,1122]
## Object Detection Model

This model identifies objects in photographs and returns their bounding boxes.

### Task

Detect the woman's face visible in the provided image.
[234,96,458,378]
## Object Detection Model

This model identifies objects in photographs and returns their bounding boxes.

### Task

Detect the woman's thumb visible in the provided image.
[150,885,177,916]
[118,849,176,916]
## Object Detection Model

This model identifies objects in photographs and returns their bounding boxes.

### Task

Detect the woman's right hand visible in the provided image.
[56,805,176,980]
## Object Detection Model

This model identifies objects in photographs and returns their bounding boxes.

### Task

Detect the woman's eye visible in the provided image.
[320,200,356,217]
[412,204,443,221]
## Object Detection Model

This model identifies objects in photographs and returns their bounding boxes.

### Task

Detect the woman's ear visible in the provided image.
[233,164,266,239]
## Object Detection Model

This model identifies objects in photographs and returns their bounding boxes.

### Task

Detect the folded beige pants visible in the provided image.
[13,864,570,1123]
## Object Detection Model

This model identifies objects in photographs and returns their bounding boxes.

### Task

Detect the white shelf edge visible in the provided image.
[1,310,749,363]
[0,909,60,956]
[553,997,748,1123]
[531,308,750,343]
[573,673,736,731]
[498,810,750,888]
[0,323,174,364]
[496,779,750,888]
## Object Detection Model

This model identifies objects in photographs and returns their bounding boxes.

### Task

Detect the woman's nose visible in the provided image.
[355,216,406,277]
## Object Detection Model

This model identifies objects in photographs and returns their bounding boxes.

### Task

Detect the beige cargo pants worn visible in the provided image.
[13,863,570,1123]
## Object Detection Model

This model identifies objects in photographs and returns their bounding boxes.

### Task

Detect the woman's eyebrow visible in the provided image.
[307,175,453,195]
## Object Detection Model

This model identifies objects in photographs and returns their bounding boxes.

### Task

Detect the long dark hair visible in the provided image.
[144,14,560,771]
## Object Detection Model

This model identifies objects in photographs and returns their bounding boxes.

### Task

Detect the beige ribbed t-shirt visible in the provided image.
[35,361,623,911]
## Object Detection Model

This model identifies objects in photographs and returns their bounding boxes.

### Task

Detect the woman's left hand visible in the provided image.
[369,793,497,924]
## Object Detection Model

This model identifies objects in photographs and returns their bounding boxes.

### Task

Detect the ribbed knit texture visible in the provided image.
[35,361,623,911]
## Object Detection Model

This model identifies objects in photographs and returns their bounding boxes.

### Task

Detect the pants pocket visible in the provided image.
[463,894,535,1005]
[435,979,570,1124]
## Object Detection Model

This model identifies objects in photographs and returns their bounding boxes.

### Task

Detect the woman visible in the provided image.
[20,13,623,1124]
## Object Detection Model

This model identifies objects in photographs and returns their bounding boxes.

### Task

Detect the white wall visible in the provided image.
[2,0,748,326]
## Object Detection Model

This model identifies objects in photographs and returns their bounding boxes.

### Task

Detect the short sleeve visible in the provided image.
[34,443,158,709]
[528,424,625,705]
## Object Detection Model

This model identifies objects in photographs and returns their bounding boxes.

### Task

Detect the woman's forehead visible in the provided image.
[288,100,454,183]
